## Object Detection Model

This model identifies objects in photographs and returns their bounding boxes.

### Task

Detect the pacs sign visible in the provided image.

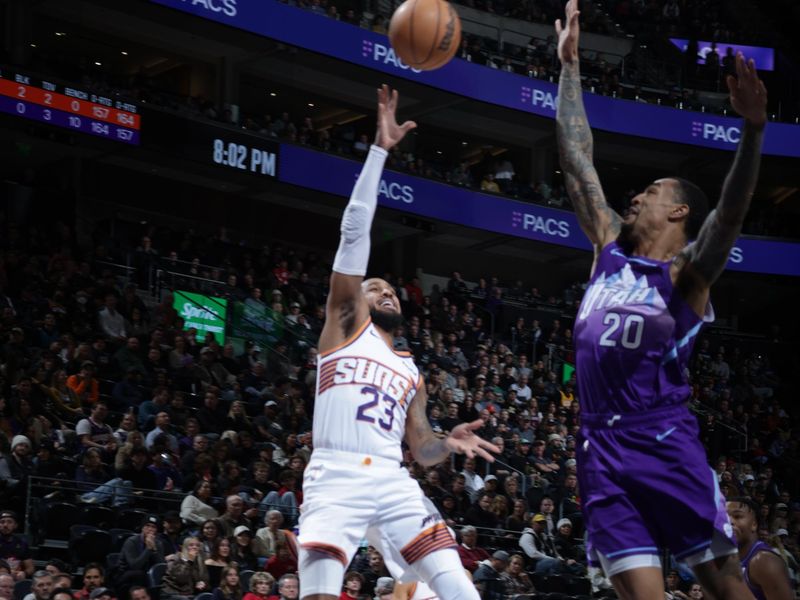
[173,290,228,344]
[149,0,800,157]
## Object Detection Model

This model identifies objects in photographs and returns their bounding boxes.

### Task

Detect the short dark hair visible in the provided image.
[670,177,709,240]
[727,496,760,515]
[50,588,74,600]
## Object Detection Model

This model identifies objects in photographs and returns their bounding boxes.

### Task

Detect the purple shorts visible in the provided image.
[577,404,736,567]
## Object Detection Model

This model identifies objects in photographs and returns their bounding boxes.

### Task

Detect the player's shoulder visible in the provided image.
[749,545,787,578]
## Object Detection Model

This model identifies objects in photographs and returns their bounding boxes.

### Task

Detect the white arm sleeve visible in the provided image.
[332,145,388,276]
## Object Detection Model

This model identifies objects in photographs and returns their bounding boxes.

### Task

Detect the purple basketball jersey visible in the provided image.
[742,541,781,600]
[574,242,713,415]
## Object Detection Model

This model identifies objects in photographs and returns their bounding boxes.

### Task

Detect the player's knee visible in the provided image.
[299,549,347,598]
[412,549,479,600]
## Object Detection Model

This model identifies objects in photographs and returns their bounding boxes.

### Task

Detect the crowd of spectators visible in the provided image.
[0,192,797,600]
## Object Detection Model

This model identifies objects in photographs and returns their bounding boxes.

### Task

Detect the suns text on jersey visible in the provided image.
[331,356,415,404]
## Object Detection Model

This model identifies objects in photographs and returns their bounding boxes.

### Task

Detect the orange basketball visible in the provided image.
[388,0,461,71]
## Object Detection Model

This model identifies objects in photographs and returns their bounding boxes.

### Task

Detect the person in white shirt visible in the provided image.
[98,294,126,341]
[461,456,485,503]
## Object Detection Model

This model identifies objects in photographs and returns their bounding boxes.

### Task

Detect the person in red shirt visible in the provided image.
[66,361,99,406]
[264,541,296,581]
[72,563,105,600]
[339,572,365,600]
[242,572,274,600]
[404,277,423,306]
[456,526,490,573]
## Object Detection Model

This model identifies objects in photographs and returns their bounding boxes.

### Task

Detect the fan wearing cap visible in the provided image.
[0,436,34,510]
[231,526,260,572]
[473,550,509,600]
[116,515,167,593]
[553,518,584,575]
[519,514,561,575]
[726,498,792,600]
[0,511,33,581]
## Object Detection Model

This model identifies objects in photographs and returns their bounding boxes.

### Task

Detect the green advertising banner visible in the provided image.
[230,300,283,346]
[562,362,575,384]
[173,290,228,344]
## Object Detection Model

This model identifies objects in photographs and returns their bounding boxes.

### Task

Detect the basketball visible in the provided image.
[388,0,462,71]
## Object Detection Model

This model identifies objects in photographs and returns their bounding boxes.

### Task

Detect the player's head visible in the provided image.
[726,496,759,547]
[621,177,708,244]
[361,278,404,332]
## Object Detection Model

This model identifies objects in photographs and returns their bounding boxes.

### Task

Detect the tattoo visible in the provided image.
[406,388,448,466]
[339,298,357,338]
[687,121,764,284]
[556,62,621,244]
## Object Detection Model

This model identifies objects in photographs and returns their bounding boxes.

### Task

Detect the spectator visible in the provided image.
[242,572,274,600]
[275,574,299,600]
[0,511,33,581]
[116,515,167,593]
[0,437,34,511]
[501,553,535,594]
[0,575,14,600]
[75,402,117,456]
[230,527,259,572]
[253,510,287,560]
[73,563,106,600]
[519,514,561,574]
[181,481,218,526]
[456,526,489,573]
[339,571,364,600]
[212,566,243,600]
[205,538,235,589]
[98,295,126,342]
[473,550,509,600]
[461,456,484,502]
[553,518,583,575]
[264,541,296,580]
[66,361,100,406]
[162,537,209,600]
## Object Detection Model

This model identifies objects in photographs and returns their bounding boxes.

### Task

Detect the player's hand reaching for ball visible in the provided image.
[375,84,417,151]
[727,52,767,128]
[444,419,501,461]
[555,0,580,64]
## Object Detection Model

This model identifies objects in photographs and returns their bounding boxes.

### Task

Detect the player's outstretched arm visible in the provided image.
[555,0,620,251]
[319,85,416,352]
[405,383,499,467]
[681,53,766,286]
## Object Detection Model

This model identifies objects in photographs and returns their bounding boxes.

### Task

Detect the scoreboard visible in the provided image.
[0,68,140,145]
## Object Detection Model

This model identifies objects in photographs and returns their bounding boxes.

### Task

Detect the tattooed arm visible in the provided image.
[680,53,767,287]
[405,382,498,467]
[555,0,621,251]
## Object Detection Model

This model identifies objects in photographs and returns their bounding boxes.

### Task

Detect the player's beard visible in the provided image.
[370,307,405,333]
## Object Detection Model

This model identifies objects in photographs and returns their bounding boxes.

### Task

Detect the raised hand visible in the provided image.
[727,53,767,127]
[374,84,417,151]
[555,0,580,64]
[444,419,501,461]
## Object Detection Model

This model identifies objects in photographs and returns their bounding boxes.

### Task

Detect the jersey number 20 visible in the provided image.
[356,386,397,431]
[598,312,644,349]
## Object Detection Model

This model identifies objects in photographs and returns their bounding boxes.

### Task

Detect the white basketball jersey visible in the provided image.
[314,318,420,462]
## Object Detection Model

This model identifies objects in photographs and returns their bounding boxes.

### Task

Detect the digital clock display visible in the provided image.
[0,69,140,145]
[212,138,277,176]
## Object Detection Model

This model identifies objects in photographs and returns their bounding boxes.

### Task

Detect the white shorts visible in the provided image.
[298,449,455,571]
